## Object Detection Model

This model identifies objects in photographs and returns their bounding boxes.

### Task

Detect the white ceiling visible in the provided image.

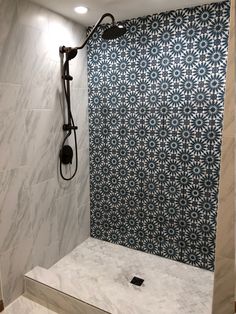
[31,0,224,27]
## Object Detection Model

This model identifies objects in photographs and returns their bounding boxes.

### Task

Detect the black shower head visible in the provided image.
[66,48,78,61]
[102,25,126,40]
[60,14,126,54]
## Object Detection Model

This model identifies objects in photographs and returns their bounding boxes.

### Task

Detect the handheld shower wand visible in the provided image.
[59,13,126,181]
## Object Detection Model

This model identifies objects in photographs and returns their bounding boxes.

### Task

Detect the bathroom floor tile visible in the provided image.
[2,296,57,314]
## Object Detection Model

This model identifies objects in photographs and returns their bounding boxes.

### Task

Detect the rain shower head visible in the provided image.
[102,25,126,40]
[59,13,126,54]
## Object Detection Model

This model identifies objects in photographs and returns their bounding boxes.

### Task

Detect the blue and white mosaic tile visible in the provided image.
[87,1,230,271]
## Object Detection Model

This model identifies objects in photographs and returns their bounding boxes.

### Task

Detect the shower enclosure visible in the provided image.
[0,0,233,312]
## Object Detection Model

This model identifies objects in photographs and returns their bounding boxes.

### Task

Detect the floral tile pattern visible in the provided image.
[87,1,230,270]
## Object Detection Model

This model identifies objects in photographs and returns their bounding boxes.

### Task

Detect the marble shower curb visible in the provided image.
[23,238,214,314]
[24,267,109,314]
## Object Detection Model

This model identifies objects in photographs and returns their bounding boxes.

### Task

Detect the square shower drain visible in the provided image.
[130,276,144,286]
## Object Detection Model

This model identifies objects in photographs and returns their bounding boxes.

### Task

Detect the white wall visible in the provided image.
[0,0,90,306]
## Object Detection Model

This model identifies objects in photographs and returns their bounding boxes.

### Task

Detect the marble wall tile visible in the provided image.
[0,83,21,113]
[56,193,90,258]
[25,110,57,185]
[30,179,59,252]
[78,126,89,151]
[17,60,59,110]
[32,241,60,270]
[72,88,89,149]
[0,238,34,305]
[0,0,17,59]
[0,167,32,252]
[77,175,90,206]
[56,192,80,257]
[71,88,89,128]
[77,203,90,244]
[16,0,50,32]
[46,11,86,63]
[74,149,90,188]
[56,175,78,198]
[71,51,88,89]
[0,0,90,307]
[0,23,41,85]
[77,148,90,182]
[0,111,27,171]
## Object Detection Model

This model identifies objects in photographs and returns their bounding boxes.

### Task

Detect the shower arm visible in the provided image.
[59,13,115,54]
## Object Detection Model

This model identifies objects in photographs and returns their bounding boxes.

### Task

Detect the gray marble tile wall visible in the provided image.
[0,0,90,306]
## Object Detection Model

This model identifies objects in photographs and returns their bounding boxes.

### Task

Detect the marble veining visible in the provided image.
[0,167,31,252]
[0,0,90,306]
[25,277,108,314]
[26,237,214,314]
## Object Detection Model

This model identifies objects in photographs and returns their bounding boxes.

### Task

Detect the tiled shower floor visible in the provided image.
[45,237,214,314]
[3,296,57,314]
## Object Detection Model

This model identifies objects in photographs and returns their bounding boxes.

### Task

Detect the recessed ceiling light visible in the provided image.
[74,6,88,14]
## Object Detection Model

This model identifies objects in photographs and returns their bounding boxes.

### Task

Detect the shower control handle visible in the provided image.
[62,74,73,81]
[63,124,78,131]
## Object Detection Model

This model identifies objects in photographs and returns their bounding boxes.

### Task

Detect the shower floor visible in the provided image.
[27,238,214,314]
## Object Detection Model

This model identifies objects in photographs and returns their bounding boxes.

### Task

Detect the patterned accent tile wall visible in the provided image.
[87,1,230,270]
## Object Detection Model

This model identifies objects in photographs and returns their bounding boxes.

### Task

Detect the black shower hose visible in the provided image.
[59,60,78,181]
